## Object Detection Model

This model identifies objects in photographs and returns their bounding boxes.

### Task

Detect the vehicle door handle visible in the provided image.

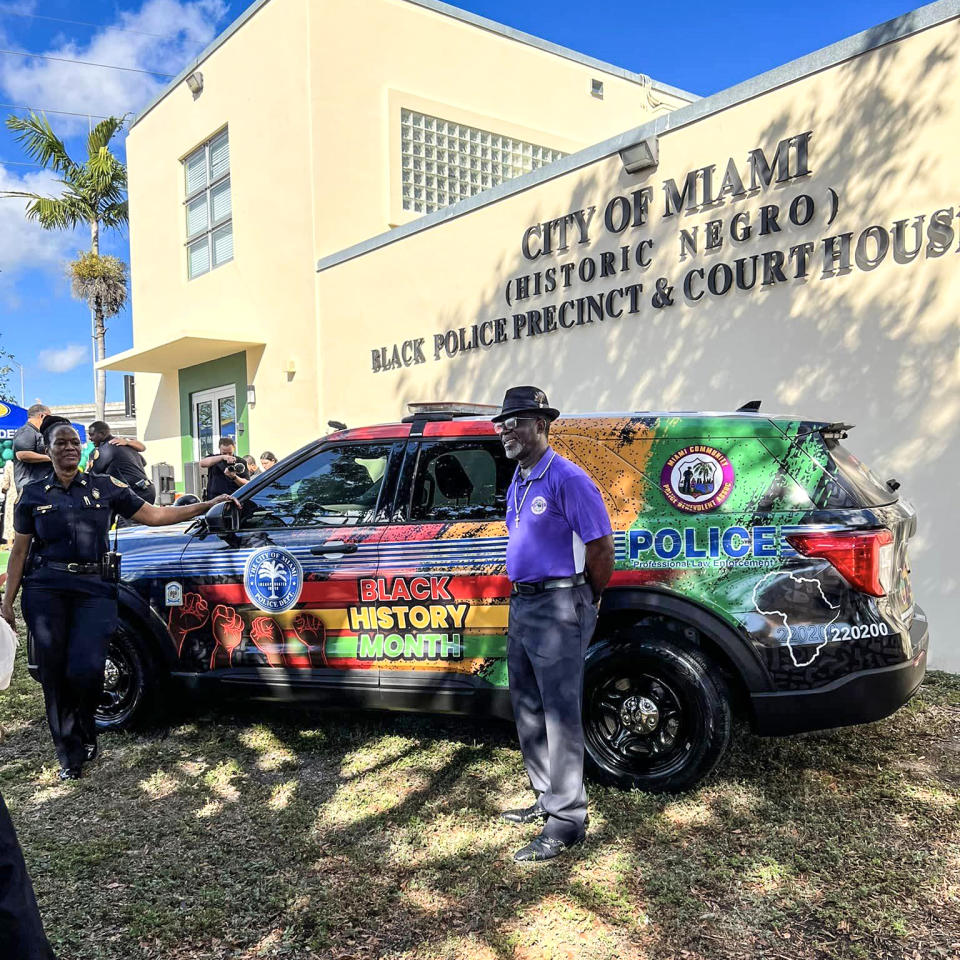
[310,541,358,555]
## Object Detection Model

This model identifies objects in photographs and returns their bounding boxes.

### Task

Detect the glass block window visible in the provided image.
[183,129,233,279]
[400,109,566,215]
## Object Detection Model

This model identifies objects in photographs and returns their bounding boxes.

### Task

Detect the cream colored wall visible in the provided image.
[308,0,687,256]
[126,0,688,471]
[316,19,960,668]
[126,0,319,468]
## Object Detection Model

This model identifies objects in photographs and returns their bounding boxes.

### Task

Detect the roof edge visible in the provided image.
[402,0,698,101]
[131,0,273,129]
[131,0,696,130]
[316,0,960,274]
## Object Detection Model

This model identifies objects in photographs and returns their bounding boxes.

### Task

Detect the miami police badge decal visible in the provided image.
[243,547,304,613]
[661,445,735,513]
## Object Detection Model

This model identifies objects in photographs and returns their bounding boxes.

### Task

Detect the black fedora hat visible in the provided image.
[492,385,560,423]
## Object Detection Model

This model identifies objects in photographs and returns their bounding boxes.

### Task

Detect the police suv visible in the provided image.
[31,403,928,792]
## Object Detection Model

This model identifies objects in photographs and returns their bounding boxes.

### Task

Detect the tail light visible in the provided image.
[785,529,894,597]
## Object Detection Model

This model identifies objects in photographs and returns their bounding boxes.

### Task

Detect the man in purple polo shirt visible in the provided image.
[493,386,614,862]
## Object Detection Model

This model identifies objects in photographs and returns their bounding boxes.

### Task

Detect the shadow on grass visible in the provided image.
[4,668,957,960]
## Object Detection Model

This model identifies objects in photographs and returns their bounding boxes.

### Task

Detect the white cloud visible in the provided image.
[37,343,88,372]
[0,0,228,133]
[0,164,79,274]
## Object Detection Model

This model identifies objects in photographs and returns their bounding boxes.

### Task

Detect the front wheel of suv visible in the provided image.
[95,620,161,731]
[583,635,731,793]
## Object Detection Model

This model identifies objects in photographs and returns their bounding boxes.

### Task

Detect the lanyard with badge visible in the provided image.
[513,451,556,526]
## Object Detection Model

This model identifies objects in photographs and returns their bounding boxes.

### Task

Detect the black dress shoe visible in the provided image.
[58,767,82,781]
[500,802,548,825]
[83,742,98,762]
[513,832,585,862]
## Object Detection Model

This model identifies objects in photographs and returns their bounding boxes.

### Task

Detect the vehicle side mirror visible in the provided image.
[204,498,240,534]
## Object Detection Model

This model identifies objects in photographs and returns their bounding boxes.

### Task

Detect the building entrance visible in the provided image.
[192,384,237,459]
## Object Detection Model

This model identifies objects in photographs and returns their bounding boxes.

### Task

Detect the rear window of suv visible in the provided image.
[824,439,897,507]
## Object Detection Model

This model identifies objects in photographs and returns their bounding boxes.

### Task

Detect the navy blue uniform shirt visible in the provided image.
[88,438,150,488]
[14,471,144,565]
[505,447,612,583]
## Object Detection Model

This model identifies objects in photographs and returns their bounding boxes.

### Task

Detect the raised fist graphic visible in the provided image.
[210,604,245,669]
[249,617,285,667]
[290,612,327,668]
[169,592,210,657]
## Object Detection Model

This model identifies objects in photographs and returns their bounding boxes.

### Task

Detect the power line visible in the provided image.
[0,9,172,40]
[0,48,174,78]
[0,101,112,120]
[0,157,43,167]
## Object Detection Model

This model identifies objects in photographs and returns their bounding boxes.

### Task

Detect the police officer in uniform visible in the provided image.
[0,419,237,780]
[86,420,156,505]
[493,387,615,862]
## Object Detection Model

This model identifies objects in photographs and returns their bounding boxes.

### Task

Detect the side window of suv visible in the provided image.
[240,442,398,528]
[409,439,513,523]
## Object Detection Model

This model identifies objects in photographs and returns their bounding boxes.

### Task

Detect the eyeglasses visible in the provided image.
[493,416,537,434]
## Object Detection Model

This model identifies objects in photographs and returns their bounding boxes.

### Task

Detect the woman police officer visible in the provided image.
[0,420,238,780]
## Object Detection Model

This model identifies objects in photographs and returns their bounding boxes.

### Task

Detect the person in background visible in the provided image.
[243,455,259,477]
[259,451,277,472]
[86,422,155,505]
[1,458,14,546]
[12,404,51,490]
[200,438,245,500]
[0,420,239,780]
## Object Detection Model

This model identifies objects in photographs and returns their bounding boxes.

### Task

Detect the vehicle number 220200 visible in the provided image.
[828,622,891,641]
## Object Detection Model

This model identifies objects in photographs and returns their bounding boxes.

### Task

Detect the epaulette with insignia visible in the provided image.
[109,476,129,488]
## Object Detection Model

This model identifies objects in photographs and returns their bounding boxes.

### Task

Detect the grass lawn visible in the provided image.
[1,622,958,960]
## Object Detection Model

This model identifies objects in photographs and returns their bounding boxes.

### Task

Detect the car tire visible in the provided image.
[583,633,732,793]
[95,619,162,731]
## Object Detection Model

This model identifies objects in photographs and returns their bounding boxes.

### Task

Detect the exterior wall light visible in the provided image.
[246,384,256,405]
[618,137,659,174]
[185,71,204,97]
[591,78,604,99]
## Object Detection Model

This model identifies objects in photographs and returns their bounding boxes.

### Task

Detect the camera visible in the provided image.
[225,458,248,478]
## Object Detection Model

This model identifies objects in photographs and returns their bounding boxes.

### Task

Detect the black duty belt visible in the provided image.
[511,573,587,596]
[35,560,101,575]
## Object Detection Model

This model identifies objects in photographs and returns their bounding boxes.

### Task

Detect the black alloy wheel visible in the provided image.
[95,622,153,730]
[583,634,731,793]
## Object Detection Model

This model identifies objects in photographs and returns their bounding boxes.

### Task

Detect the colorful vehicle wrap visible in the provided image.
[100,411,925,743]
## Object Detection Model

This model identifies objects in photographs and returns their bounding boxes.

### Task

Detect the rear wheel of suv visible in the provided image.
[583,634,731,793]
[95,620,161,731]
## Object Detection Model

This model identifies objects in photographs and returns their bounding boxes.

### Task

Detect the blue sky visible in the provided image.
[0,0,919,407]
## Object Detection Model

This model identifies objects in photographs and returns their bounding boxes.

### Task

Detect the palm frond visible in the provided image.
[86,116,126,160]
[4,112,76,174]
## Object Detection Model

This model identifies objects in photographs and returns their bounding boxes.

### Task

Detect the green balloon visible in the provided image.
[1,448,12,461]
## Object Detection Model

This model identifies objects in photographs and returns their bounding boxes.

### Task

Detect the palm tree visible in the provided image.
[258,561,289,600]
[0,112,128,420]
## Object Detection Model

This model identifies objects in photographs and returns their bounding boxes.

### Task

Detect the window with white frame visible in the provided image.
[183,129,233,279]
[400,110,566,215]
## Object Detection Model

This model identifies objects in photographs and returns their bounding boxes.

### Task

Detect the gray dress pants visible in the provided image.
[507,582,598,843]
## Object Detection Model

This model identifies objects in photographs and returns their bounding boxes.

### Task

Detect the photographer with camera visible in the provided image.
[200,437,248,500]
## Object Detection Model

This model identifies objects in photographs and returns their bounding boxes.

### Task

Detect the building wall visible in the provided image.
[315,14,960,667]
[125,0,317,475]
[122,0,690,476]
